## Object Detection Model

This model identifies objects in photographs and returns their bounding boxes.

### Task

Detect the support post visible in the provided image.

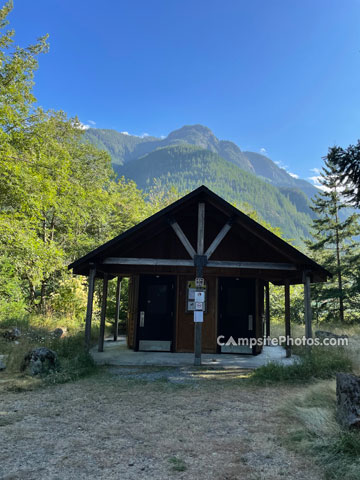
[98,273,109,352]
[197,203,205,255]
[265,281,270,344]
[85,265,96,350]
[304,273,312,341]
[114,276,122,341]
[284,280,291,357]
[194,203,206,367]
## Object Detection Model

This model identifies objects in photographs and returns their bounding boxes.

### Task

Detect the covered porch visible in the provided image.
[68,186,331,366]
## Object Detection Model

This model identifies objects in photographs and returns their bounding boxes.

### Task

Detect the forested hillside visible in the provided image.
[85,124,320,244]
[118,145,313,243]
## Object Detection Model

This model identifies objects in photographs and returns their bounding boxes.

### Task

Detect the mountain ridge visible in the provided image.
[84,124,320,244]
[85,124,317,199]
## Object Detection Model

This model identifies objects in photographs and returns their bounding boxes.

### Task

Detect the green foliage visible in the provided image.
[0,4,156,317]
[250,346,353,385]
[168,457,187,472]
[328,140,360,208]
[119,144,313,245]
[306,158,360,323]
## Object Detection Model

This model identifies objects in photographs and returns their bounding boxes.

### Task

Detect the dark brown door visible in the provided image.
[218,278,256,353]
[137,275,176,351]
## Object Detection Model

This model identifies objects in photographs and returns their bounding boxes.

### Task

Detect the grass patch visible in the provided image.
[250,346,353,385]
[168,457,187,472]
[281,381,360,480]
[0,317,98,387]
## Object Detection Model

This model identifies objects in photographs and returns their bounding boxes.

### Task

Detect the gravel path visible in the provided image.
[0,367,323,480]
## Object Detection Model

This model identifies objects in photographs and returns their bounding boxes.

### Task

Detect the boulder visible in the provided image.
[315,330,348,340]
[0,355,6,371]
[20,347,60,376]
[2,327,21,341]
[51,328,64,338]
[336,373,360,429]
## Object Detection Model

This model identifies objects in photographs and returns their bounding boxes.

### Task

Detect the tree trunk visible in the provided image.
[335,206,344,322]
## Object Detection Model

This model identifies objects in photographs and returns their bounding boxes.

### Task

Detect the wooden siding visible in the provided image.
[176,275,217,353]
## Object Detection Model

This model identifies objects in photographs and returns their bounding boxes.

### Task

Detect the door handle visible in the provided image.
[140,311,145,327]
[248,314,253,330]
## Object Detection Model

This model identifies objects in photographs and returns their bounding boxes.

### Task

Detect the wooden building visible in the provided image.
[69,186,330,361]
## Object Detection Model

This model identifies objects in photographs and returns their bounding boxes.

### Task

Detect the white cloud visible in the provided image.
[88,120,96,126]
[288,172,299,179]
[308,167,326,190]
[141,133,150,138]
[121,131,130,135]
[259,147,267,155]
[78,122,90,130]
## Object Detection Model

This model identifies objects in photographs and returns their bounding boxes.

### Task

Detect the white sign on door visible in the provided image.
[195,291,205,303]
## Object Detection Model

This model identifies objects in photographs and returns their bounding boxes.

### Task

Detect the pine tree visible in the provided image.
[306,157,360,323]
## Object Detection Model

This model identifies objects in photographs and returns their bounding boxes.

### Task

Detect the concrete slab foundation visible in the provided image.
[91,336,298,369]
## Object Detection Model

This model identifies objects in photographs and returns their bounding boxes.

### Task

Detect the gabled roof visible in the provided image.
[68,185,331,282]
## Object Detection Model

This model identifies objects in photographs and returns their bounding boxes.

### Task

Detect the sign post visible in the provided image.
[193,255,207,366]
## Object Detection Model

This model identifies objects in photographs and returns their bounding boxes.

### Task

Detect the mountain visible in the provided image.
[117,144,312,243]
[84,125,316,198]
[243,151,318,198]
[84,124,321,244]
[160,125,254,172]
[84,129,160,164]
[85,124,253,171]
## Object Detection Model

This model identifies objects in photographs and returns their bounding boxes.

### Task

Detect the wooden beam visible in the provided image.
[103,258,194,266]
[205,221,232,259]
[304,273,312,341]
[114,276,122,341]
[197,203,205,255]
[98,273,109,352]
[102,257,297,271]
[206,260,296,270]
[284,280,291,358]
[265,281,270,343]
[169,220,196,259]
[85,265,96,350]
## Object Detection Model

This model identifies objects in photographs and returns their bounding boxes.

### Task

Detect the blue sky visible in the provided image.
[8,0,360,183]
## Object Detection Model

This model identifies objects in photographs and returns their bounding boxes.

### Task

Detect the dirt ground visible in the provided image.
[0,367,323,480]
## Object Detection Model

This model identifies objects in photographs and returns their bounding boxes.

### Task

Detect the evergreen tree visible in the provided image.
[328,141,360,208]
[306,157,360,323]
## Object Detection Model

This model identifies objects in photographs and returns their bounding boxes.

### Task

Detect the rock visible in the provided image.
[0,355,7,371]
[315,330,348,340]
[52,328,64,338]
[336,373,360,429]
[2,327,21,341]
[20,347,60,376]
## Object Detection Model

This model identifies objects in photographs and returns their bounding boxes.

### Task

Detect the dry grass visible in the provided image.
[280,381,360,480]
[0,368,323,480]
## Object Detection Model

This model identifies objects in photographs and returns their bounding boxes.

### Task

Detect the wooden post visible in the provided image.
[194,203,205,367]
[114,276,122,341]
[304,273,312,341]
[194,322,202,366]
[284,280,291,357]
[98,273,109,352]
[85,265,96,350]
[197,203,205,255]
[265,281,270,344]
